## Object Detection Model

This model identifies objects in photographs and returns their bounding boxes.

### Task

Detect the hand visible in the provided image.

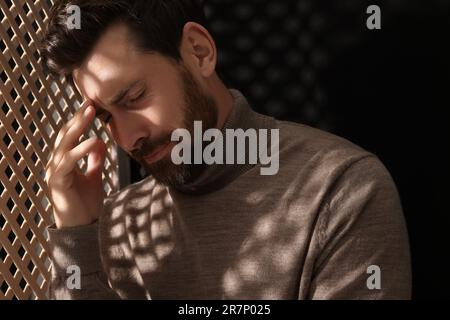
[44,100,107,229]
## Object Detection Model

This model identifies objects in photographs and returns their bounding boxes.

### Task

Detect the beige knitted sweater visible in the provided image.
[47,89,411,299]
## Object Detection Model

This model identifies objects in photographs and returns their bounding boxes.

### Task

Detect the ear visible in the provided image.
[180,22,217,78]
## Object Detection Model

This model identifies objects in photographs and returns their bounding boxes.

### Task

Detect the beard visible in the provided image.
[132,63,218,187]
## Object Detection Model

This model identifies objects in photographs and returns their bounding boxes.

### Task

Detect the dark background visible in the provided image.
[129,0,450,299]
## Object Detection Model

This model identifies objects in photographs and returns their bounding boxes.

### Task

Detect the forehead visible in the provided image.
[76,23,137,81]
[72,22,170,102]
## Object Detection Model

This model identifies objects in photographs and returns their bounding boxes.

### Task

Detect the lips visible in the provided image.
[143,141,171,164]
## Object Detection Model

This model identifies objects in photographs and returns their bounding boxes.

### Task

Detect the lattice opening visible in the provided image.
[0,0,120,300]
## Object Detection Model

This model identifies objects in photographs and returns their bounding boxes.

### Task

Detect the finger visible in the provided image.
[85,138,107,180]
[46,100,92,171]
[52,104,95,172]
[54,100,91,148]
[53,137,99,182]
[45,157,83,185]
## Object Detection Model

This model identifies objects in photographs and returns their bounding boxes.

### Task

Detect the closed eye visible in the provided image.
[94,88,146,124]
[129,89,146,103]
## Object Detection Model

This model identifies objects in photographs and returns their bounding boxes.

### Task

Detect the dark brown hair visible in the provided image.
[39,0,208,82]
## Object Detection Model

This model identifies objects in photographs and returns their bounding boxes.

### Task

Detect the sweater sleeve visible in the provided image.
[307,155,412,299]
[46,220,120,299]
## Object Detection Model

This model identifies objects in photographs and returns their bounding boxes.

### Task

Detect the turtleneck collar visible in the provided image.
[169,88,275,195]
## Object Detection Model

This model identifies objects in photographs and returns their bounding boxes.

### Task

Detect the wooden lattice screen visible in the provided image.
[0,0,120,299]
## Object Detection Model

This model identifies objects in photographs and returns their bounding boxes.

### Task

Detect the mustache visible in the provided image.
[132,133,172,159]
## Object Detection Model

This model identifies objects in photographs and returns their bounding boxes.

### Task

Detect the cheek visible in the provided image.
[146,95,185,129]
[107,114,149,142]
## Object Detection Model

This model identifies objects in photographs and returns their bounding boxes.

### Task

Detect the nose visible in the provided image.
[129,137,147,155]
[110,114,148,154]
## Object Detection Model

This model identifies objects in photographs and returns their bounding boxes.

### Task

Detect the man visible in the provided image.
[40,0,411,299]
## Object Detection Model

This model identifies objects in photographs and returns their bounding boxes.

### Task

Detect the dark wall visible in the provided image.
[130,0,450,299]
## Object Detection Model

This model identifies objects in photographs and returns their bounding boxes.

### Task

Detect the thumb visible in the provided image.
[85,138,107,180]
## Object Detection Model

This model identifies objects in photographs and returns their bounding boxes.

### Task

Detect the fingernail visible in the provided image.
[84,106,91,117]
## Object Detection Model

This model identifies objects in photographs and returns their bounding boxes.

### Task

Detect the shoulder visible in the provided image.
[279,119,370,160]
[271,119,399,205]
[274,119,378,177]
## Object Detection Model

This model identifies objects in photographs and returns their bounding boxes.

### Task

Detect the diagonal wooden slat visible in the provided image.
[0,0,120,300]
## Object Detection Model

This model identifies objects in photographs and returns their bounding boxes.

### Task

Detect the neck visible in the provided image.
[209,74,234,130]
[170,88,275,195]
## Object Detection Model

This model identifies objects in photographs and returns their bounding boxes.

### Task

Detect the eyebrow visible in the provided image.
[107,80,142,106]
